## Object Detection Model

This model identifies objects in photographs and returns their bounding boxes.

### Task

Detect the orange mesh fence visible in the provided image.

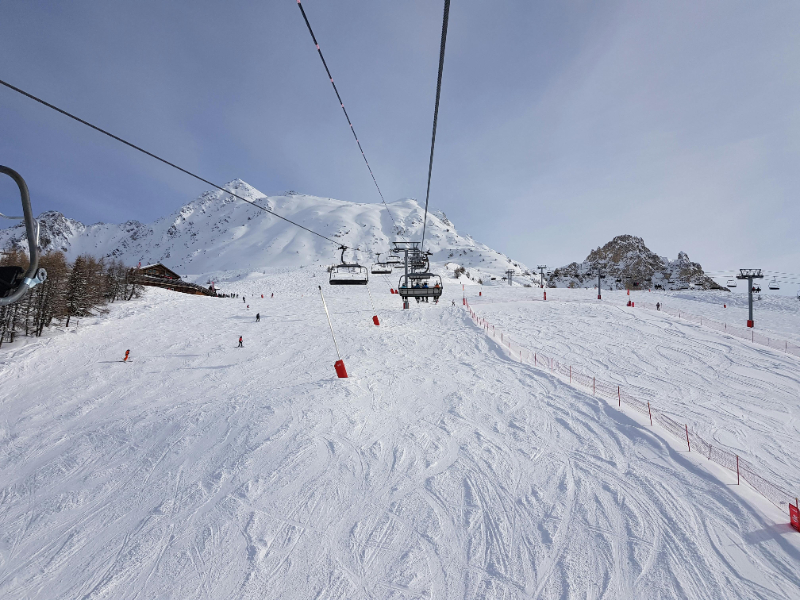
[636,302,800,358]
[464,300,796,515]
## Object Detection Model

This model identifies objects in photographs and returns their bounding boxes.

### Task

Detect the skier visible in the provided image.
[243,297,246,303]
[256,313,260,322]
[238,336,243,348]
[124,349,130,362]
[271,293,273,298]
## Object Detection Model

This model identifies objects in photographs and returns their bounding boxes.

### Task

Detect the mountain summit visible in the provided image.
[550,235,724,290]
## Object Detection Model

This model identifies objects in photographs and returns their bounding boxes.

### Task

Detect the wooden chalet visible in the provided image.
[129,263,218,297]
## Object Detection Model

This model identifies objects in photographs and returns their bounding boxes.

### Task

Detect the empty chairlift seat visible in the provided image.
[329,246,369,285]
[371,253,393,275]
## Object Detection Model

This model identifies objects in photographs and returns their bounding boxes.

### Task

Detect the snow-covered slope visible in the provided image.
[0,181,529,284]
[1,273,798,598]
[549,235,724,291]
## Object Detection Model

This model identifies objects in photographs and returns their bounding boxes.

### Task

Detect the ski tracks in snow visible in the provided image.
[0,274,799,598]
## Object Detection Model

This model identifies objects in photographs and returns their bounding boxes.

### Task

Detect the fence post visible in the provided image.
[736,455,740,484]
[647,401,652,426]
[685,425,690,451]
[618,386,621,407]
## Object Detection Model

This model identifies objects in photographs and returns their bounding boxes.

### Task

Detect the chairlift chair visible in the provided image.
[385,254,403,266]
[329,246,368,285]
[371,253,392,275]
[768,278,779,290]
[0,166,47,305]
[726,279,737,288]
[398,272,443,301]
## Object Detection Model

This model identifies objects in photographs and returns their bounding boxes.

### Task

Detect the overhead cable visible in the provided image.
[421,0,451,250]
[0,78,357,250]
[295,0,399,237]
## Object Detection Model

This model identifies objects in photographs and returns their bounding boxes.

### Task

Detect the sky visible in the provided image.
[1,0,799,279]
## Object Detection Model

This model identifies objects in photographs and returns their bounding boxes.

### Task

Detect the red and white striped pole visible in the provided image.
[366,286,380,326]
[318,285,347,378]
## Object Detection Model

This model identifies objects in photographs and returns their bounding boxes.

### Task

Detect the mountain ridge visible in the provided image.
[0,180,530,284]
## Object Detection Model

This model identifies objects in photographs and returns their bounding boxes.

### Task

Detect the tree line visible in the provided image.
[0,250,143,347]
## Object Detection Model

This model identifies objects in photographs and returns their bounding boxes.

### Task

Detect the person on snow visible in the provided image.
[243,297,246,303]
[256,313,260,322]
[238,336,243,348]
[271,293,273,298]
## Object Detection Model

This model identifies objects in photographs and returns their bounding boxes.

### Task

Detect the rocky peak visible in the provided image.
[550,235,724,291]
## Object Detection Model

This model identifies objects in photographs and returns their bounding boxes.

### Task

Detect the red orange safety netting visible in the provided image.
[465,302,797,516]
[635,301,800,358]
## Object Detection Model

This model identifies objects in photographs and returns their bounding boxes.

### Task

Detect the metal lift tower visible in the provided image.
[736,269,763,328]
[537,265,548,289]
[595,270,606,300]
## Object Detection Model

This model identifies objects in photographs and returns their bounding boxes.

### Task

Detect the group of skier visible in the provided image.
[235,292,272,348]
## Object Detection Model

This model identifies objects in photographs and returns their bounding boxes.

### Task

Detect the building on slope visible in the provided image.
[130,263,218,297]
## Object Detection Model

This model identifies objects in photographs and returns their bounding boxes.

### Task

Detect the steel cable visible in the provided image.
[0,77,364,251]
[421,0,451,250]
[295,0,399,239]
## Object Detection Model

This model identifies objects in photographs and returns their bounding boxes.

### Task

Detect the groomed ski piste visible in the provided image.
[1,269,799,599]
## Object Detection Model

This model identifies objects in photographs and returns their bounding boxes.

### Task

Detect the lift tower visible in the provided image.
[595,270,606,300]
[537,265,548,289]
[736,269,763,328]
[505,270,514,286]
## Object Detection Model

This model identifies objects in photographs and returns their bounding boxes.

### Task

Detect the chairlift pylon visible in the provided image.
[0,166,47,305]
[329,246,368,285]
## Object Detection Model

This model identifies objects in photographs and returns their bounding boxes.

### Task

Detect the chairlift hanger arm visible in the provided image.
[0,166,46,305]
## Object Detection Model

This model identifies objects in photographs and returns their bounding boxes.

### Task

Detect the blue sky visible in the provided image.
[1,0,798,275]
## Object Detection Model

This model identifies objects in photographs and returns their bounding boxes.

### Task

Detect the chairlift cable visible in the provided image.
[295,0,400,236]
[0,78,361,251]
[420,0,451,251]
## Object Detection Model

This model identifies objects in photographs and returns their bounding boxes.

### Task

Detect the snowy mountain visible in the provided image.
[549,234,725,290]
[0,180,529,284]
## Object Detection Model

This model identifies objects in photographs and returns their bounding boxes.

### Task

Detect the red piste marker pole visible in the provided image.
[318,285,347,378]
[790,499,800,532]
